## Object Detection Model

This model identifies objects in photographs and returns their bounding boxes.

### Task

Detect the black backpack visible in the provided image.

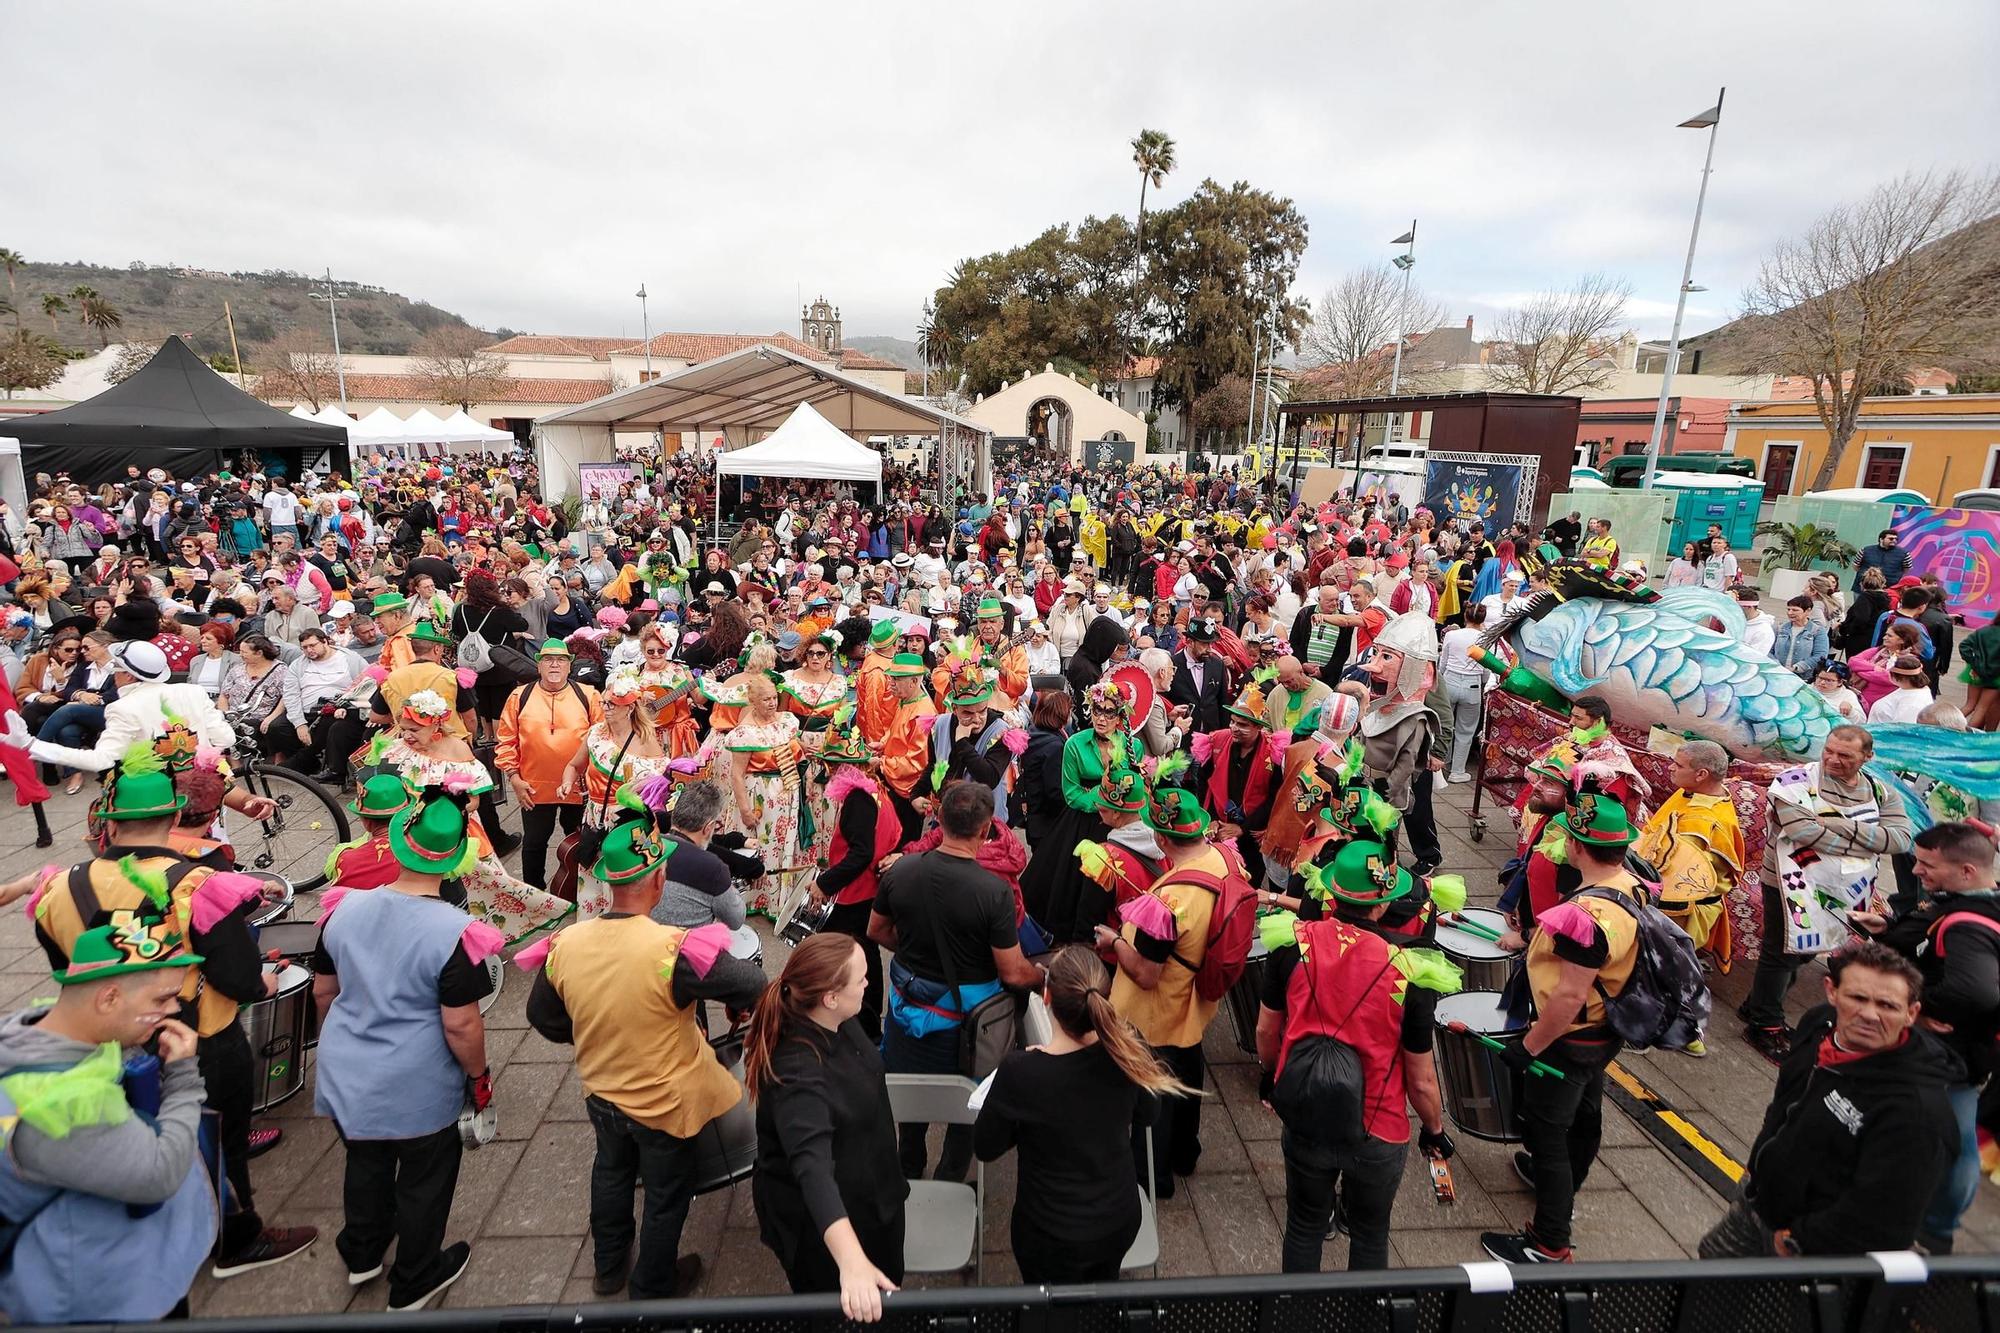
[1269,947,1397,1147]
[1579,883,1711,1051]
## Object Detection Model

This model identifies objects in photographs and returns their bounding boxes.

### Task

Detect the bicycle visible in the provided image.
[225,710,351,892]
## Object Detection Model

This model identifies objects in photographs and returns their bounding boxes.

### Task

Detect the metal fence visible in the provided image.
[46,1254,1999,1333]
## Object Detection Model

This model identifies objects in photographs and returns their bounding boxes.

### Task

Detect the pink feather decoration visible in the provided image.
[1190,730,1217,766]
[665,755,701,775]
[825,766,879,808]
[363,664,391,684]
[316,883,354,926]
[22,865,59,923]
[189,871,267,934]
[456,667,478,690]
[441,770,479,795]
[1537,902,1602,949]
[1264,732,1288,768]
[637,773,677,811]
[999,727,1028,757]
[1119,892,1178,942]
[512,932,556,972]
[459,920,507,966]
[193,745,224,772]
[677,922,731,978]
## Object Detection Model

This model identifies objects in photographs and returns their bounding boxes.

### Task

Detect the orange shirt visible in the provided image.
[495,681,603,802]
[856,649,897,748]
[880,694,937,799]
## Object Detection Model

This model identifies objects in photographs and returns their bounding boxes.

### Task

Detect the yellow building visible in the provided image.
[1724,393,2000,501]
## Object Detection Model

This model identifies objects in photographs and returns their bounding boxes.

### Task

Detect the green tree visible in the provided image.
[1140,179,1310,413]
[79,295,124,348]
[0,249,21,334]
[1129,128,1176,359]
[40,293,67,336]
[929,215,1133,393]
[0,330,65,399]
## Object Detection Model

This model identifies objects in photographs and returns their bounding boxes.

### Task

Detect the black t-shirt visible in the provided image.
[405,555,460,593]
[972,1042,1155,1239]
[308,551,352,592]
[873,850,1016,986]
[1260,925,1438,1054]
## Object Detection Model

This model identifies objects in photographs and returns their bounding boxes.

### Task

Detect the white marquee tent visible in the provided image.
[715,402,883,484]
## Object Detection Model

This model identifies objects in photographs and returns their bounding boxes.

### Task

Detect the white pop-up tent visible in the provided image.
[439,409,514,447]
[712,401,884,538]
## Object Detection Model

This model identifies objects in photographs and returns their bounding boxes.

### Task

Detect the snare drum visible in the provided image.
[242,964,313,1113]
[254,922,324,1048]
[1223,934,1271,1055]
[245,872,294,929]
[1433,990,1526,1142]
[727,923,764,969]
[779,898,831,949]
[690,1030,758,1195]
[1434,909,1521,993]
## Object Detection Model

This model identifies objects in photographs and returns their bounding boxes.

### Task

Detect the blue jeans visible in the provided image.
[1923,1081,1982,1245]
[38,702,106,750]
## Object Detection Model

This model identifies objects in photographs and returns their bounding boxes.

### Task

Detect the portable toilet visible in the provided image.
[1653,471,1764,554]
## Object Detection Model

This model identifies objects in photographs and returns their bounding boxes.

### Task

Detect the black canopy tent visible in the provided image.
[5,336,349,485]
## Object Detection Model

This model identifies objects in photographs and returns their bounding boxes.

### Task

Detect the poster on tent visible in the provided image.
[1893,503,2000,628]
[578,463,636,500]
[1421,453,1532,532]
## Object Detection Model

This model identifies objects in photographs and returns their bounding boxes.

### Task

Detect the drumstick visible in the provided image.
[1444,1022,1566,1078]
[1444,912,1507,943]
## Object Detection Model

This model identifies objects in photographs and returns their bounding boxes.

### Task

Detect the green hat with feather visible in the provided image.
[388,782,479,877]
[57,914,203,985]
[592,788,678,885]
[96,741,188,821]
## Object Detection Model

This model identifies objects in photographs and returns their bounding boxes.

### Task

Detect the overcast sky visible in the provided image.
[8,1,1995,351]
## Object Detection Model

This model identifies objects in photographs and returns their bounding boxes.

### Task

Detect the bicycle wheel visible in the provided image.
[237,764,351,892]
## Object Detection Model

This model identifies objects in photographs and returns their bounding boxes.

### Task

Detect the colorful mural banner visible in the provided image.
[577,462,637,499]
[1422,456,1525,533]
[1891,504,2000,628]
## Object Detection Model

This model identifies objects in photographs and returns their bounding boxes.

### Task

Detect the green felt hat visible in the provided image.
[57,916,203,985]
[96,743,188,821]
[1223,680,1271,725]
[1326,838,1413,906]
[369,592,410,616]
[885,652,929,678]
[868,619,900,646]
[1146,787,1211,842]
[410,620,453,644]
[1096,767,1148,816]
[1553,782,1636,848]
[943,664,995,708]
[350,773,416,821]
[536,638,572,659]
[976,597,1004,621]
[820,718,872,765]
[388,786,475,875]
[592,818,676,886]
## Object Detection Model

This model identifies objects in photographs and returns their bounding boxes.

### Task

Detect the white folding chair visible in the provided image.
[1120,1112,1159,1274]
[885,1073,984,1283]
[1021,992,1054,1048]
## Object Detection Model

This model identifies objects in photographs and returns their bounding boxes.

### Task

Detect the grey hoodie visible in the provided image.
[0,1007,206,1205]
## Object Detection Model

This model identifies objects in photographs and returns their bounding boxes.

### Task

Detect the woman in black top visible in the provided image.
[746,933,905,1322]
[451,569,531,728]
[1064,615,1128,713]
[973,944,1186,1282]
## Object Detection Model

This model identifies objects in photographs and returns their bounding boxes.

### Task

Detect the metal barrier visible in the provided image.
[48,1254,2000,1333]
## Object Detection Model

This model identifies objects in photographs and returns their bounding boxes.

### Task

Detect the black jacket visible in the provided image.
[1744,1004,1959,1254]
[1875,889,2000,1083]
[1167,647,1234,735]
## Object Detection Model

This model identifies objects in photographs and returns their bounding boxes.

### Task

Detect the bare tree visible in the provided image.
[410,326,515,410]
[1485,273,1632,394]
[1298,264,1452,398]
[1740,169,2000,491]
[104,341,160,386]
[254,328,343,410]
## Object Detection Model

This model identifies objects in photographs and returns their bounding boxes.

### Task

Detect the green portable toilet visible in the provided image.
[1653,471,1763,554]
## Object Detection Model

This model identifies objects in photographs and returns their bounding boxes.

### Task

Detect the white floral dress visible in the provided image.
[724,712,809,919]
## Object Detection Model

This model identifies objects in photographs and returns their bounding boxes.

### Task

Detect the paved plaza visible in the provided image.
[0,775,1992,1319]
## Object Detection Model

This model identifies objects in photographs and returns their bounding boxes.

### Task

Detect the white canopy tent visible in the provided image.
[534,343,989,503]
[439,409,514,447]
[712,402,883,539]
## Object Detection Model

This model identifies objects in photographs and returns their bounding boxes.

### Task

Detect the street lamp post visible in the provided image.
[1640,88,1726,491]
[636,285,652,379]
[307,268,348,409]
[1386,221,1417,398]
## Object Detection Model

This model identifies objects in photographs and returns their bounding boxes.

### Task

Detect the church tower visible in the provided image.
[801,295,842,353]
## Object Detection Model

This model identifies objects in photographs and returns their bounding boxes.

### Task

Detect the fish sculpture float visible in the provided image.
[1475,585,1838,762]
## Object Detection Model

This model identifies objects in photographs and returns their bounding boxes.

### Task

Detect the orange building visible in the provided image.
[1724,393,2000,501]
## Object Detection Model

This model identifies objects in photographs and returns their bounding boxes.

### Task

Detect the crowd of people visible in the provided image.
[0,444,1992,1324]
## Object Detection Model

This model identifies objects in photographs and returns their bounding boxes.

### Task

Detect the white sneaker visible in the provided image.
[1446,772,1472,784]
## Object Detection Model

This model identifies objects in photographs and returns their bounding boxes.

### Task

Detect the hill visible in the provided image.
[840,335,922,371]
[2,259,490,366]
[1683,213,2000,377]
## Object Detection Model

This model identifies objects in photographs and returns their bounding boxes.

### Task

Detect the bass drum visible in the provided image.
[1222,934,1270,1056]
[242,964,313,1113]
[690,1029,759,1196]
[1434,908,1522,994]
[1433,990,1527,1143]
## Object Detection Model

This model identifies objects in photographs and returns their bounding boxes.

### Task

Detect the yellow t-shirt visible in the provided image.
[1112,846,1225,1048]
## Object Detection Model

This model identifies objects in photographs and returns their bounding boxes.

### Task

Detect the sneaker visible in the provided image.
[591,1261,628,1297]
[1512,1150,1535,1190]
[1326,1196,1349,1240]
[348,1263,384,1287]
[212,1225,318,1279]
[1744,1025,1791,1066]
[389,1242,471,1312]
[1480,1229,1574,1264]
[1681,1038,1710,1059]
[674,1253,705,1296]
[1410,856,1441,878]
[246,1126,283,1159]
[1447,772,1472,785]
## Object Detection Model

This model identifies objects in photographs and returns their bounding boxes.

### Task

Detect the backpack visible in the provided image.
[457,608,497,671]
[1578,882,1711,1051]
[1270,946,1399,1148]
[1165,842,1259,1004]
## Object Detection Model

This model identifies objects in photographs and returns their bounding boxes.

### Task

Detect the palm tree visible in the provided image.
[1128,129,1176,362]
[79,295,123,349]
[40,294,66,336]
[67,286,96,340]
[0,249,21,333]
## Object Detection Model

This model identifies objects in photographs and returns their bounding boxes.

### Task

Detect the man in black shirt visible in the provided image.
[869,782,1044,1181]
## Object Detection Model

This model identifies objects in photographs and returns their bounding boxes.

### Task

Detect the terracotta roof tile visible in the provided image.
[614,331,834,363]
[835,349,904,371]
[482,334,633,360]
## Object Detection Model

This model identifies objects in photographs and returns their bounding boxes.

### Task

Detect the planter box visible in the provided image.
[1766,567,1813,603]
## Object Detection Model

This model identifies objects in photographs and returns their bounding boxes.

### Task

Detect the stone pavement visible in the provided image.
[0,774,1991,1320]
